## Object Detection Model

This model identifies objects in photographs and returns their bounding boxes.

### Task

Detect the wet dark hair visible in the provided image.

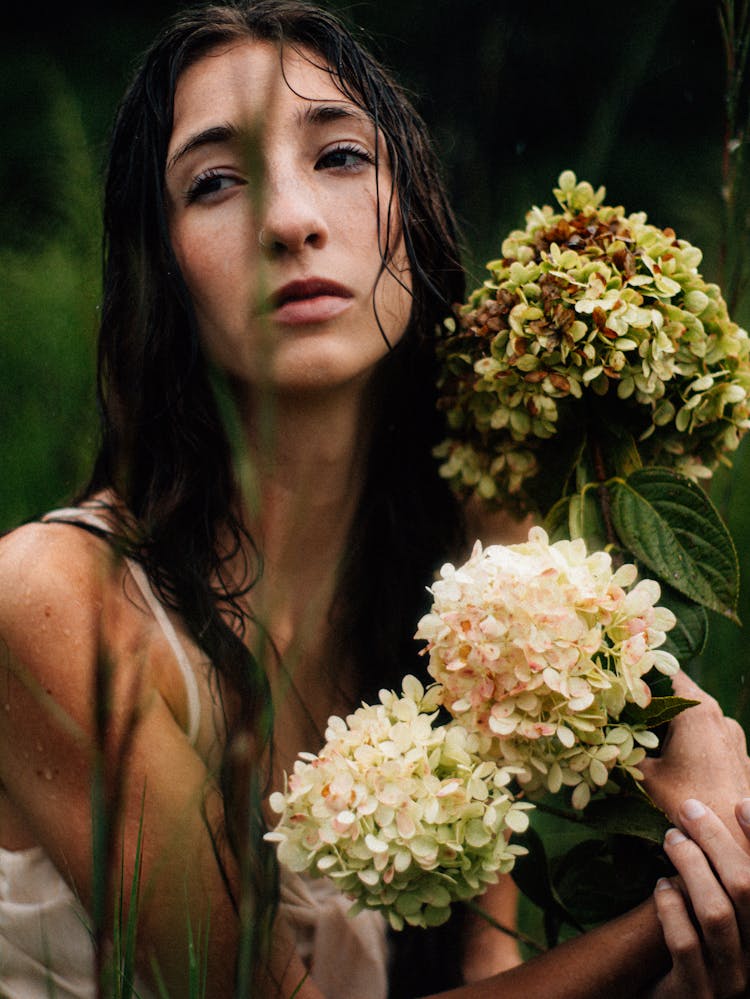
[82,0,467,989]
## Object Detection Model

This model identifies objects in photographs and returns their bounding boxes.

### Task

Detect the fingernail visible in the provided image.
[682,798,706,820]
[739,798,750,825]
[665,827,687,846]
[655,877,673,892]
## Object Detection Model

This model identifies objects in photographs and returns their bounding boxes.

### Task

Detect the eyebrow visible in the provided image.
[297,102,373,129]
[166,122,241,174]
[166,103,373,174]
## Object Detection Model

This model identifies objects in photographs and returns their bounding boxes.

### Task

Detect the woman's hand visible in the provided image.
[648,798,750,998]
[640,671,750,849]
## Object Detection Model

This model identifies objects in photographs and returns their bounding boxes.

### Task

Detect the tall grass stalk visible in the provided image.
[91,644,145,999]
[112,795,146,999]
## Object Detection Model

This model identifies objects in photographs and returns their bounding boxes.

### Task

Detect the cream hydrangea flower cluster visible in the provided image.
[435,170,750,512]
[415,527,679,809]
[264,676,532,930]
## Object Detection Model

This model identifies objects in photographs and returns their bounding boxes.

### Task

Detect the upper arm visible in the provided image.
[0,524,240,994]
[461,876,522,983]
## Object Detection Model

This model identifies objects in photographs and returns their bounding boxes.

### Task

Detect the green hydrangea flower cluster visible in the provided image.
[264,677,532,930]
[435,171,750,513]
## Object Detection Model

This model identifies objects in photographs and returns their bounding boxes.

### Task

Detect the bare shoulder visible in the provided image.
[0,521,120,701]
[0,520,110,634]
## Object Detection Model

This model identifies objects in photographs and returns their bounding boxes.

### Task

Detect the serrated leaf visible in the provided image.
[621,695,699,729]
[610,468,740,621]
[656,583,709,665]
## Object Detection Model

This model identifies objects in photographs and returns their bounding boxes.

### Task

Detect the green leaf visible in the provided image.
[621,695,700,729]
[526,416,586,517]
[570,486,608,552]
[610,468,740,621]
[510,826,585,943]
[656,583,709,665]
[510,826,559,913]
[544,496,571,543]
[579,794,671,843]
[588,419,643,480]
[606,428,643,479]
[552,835,670,924]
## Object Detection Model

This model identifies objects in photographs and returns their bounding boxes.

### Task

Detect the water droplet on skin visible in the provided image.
[3,703,9,712]
[36,742,43,752]
[43,769,53,781]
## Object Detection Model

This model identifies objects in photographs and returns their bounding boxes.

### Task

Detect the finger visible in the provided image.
[735,798,750,859]
[652,877,712,999]
[679,799,750,923]
[663,826,746,997]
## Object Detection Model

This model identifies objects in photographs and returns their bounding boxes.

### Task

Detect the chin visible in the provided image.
[253,342,387,396]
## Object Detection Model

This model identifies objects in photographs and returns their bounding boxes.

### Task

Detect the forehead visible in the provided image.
[170,39,353,139]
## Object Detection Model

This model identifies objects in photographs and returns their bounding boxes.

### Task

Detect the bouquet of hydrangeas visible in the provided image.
[424,171,746,938]
[434,171,750,516]
[266,172,746,941]
[264,676,533,929]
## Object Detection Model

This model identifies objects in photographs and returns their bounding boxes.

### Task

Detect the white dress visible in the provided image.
[0,508,389,999]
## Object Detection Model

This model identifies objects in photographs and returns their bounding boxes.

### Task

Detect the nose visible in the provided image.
[258,172,328,256]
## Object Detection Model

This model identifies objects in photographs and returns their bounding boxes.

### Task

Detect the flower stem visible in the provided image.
[590,435,621,560]
[464,900,547,954]
[532,799,583,823]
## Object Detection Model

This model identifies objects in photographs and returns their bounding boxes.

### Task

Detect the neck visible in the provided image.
[231,380,374,660]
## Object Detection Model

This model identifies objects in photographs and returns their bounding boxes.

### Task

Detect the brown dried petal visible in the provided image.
[592,308,607,331]
[549,372,571,392]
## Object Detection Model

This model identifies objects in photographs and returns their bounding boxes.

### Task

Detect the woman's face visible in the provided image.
[165,39,412,397]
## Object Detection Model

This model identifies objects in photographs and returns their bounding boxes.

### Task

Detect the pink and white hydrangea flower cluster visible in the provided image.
[264,676,532,930]
[415,527,679,809]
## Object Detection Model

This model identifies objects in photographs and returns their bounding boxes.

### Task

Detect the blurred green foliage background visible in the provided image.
[1,0,748,728]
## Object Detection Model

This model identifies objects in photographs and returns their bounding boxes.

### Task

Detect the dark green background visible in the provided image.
[2,0,748,724]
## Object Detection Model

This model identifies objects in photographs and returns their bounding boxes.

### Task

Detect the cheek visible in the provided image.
[171,217,258,328]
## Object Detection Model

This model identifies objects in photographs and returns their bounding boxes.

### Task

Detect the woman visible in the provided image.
[0,2,748,997]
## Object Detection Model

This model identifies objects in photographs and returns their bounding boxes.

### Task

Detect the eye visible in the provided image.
[185,168,245,204]
[316,144,374,172]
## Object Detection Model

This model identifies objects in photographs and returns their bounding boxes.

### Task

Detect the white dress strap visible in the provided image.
[42,507,201,746]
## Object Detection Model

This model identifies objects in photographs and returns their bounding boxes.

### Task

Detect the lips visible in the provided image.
[269,278,354,326]
[271,278,353,309]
